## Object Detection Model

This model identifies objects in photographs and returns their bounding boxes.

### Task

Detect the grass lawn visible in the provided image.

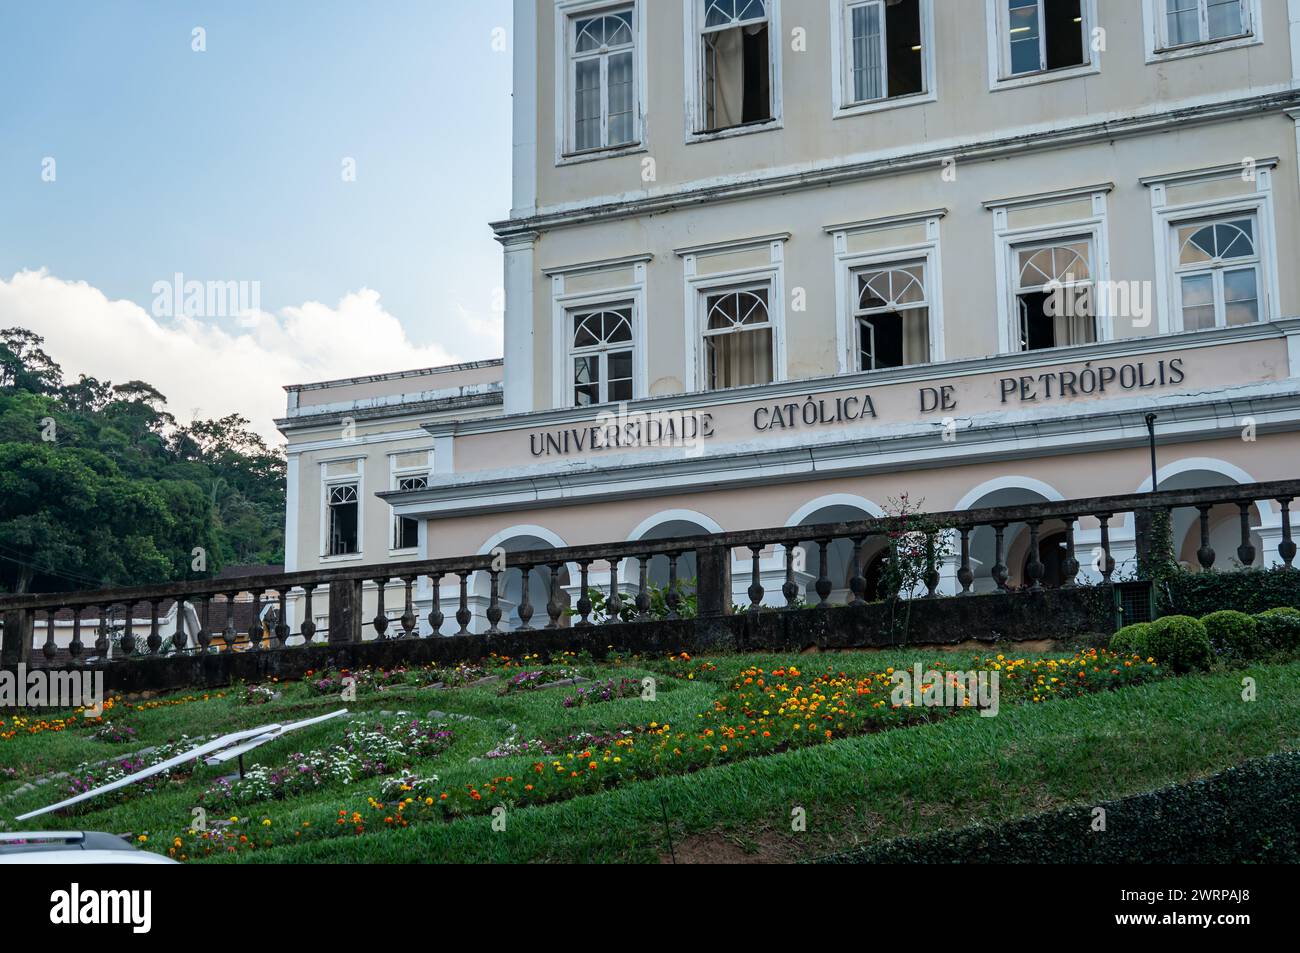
[2,647,1297,863]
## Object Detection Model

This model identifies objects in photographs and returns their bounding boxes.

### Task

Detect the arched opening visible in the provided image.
[958,480,1065,592]
[1155,468,1267,571]
[788,500,888,604]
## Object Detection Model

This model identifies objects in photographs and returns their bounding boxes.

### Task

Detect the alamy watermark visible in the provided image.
[890,664,1000,717]
[151,272,261,322]
[0,664,105,714]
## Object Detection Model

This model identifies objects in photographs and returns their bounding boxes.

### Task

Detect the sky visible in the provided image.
[0,0,513,442]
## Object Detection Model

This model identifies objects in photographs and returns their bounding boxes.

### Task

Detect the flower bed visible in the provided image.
[498,668,582,696]
[562,678,640,708]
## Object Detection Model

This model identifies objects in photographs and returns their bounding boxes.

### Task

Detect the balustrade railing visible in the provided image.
[1,480,1296,666]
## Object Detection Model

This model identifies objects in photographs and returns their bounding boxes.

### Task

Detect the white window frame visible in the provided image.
[827,210,946,373]
[319,459,365,563]
[830,0,937,118]
[554,0,648,166]
[988,186,1113,354]
[546,255,650,409]
[985,0,1100,91]
[567,303,639,406]
[678,234,788,392]
[1144,159,1279,334]
[683,0,784,143]
[389,453,433,555]
[1142,0,1260,62]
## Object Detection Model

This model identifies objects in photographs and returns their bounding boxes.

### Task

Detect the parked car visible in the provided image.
[0,832,178,864]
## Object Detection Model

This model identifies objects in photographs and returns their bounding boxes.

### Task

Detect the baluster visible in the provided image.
[1061,518,1079,588]
[147,601,162,655]
[607,560,624,621]
[663,554,681,620]
[276,590,290,647]
[69,607,84,661]
[455,572,472,636]
[957,527,974,595]
[782,544,800,609]
[848,537,867,606]
[1279,497,1297,569]
[223,592,238,650]
[247,590,265,650]
[400,577,417,638]
[1097,514,1115,583]
[747,545,764,614]
[635,556,652,620]
[198,596,212,652]
[517,565,534,630]
[577,560,595,625]
[1237,502,1257,566]
[172,599,188,653]
[1196,504,1216,570]
[95,606,110,657]
[372,578,390,640]
[815,539,832,606]
[301,586,317,644]
[1025,522,1044,590]
[486,568,503,634]
[43,608,58,660]
[991,523,1009,591]
[425,575,443,637]
[546,562,565,628]
[923,533,940,598]
[121,603,136,655]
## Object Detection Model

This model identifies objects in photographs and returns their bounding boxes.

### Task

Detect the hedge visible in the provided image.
[1163,567,1300,617]
[821,752,1300,863]
[1201,610,1262,662]
[1256,607,1300,653]
[1143,615,1213,672]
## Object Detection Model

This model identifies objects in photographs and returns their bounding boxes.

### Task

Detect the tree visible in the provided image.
[0,328,62,393]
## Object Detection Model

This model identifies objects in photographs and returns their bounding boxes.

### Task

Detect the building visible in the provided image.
[283,0,1300,634]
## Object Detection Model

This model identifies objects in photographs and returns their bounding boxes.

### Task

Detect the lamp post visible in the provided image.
[1145,413,1159,494]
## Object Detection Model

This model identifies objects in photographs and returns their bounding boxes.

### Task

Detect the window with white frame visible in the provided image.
[570,305,635,406]
[998,0,1088,78]
[702,286,774,389]
[840,0,925,106]
[327,483,360,557]
[566,5,638,154]
[695,0,775,134]
[391,473,428,550]
[1013,239,1097,350]
[1171,214,1262,330]
[852,262,931,370]
[1161,0,1250,48]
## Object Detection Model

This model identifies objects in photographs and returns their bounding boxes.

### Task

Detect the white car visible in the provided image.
[0,832,179,864]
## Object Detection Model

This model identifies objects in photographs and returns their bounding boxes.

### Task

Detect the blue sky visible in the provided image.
[0,0,513,390]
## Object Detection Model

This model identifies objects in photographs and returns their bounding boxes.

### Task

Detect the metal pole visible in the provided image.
[1145,413,1159,493]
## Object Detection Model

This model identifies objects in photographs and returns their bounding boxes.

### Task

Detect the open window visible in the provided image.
[1000,0,1087,78]
[1013,239,1097,351]
[327,484,360,557]
[853,263,931,370]
[566,5,638,155]
[570,305,635,406]
[696,0,775,134]
[841,0,925,107]
[702,286,774,389]
[392,473,427,551]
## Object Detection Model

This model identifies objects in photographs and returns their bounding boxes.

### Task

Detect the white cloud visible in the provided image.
[0,269,468,444]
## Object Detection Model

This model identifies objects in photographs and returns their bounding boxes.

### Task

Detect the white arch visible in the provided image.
[626,509,724,541]
[1124,457,1275,530]
[476,524,570,555]
[785,493,886,526]
[954,476,1066,512]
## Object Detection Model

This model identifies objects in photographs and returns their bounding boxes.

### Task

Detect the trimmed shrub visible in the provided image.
[1201,610,1262,662]
[820,752,1300,864]
[1163,567,1300,617]
[1109,622,1153,657]
[1256,607,1300,653]
[1144,615,1212,673]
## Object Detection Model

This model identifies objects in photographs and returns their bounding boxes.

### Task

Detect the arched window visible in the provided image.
[569,7,636,153]
[854,263,930,370]
[1013,238,1096,351]
[570,306,634,406]
[702,287,773,390]
[1174,215,1260,330]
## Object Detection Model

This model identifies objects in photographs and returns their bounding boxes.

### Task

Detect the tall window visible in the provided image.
[702,287,773,389]
[1014,240,1096,351]
[843,0,924,106]
[699,0,773,133]
[327,484,359,556]
[1163,0,1248,47]
[569,6,636,153]
[1003,0,1086,76]
[854,263,930,371]
[571,306,634,406]
[1173,215,1260,330]
[392,474,427,550]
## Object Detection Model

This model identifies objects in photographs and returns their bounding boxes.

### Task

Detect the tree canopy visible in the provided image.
[0,327,285,594]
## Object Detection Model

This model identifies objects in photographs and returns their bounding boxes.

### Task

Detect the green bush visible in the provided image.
[1201,609,1262,662]
[1162,567,1300,616]
[1109,622,1153,656]
[1144,615,1212,673]
[1256,607,1300,653]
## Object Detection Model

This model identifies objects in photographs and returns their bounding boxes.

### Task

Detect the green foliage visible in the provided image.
[1144,615,1213,673]
[1161,566,1300,616]
[572,580,699,623]
[1109,622,1153,656]
[1201,609,1261,663]
[1256,607,1300,653]
[1138,507,1179,594]
[0,327,285,593]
